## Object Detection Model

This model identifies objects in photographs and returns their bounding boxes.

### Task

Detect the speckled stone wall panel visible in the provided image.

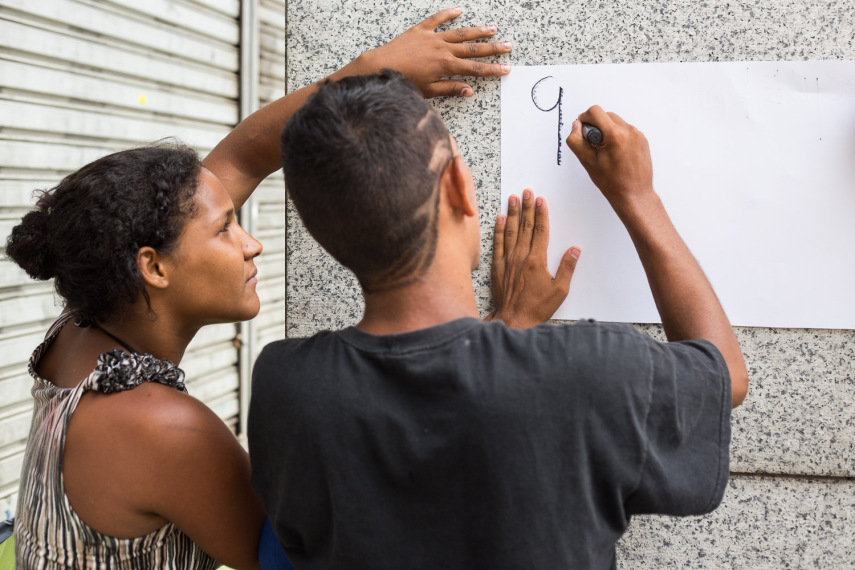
[626,324,855,477]
[616,474,855,568]
[284,5,855,561]
[286,0,855,479]
[488,0,855,65]
[285,0,504,339]
[732,327,855,477]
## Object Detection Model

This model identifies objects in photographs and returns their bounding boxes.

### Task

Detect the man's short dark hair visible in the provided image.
[281,70,452,292]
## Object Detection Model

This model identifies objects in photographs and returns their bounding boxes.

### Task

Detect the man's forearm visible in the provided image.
[615,191,748,406]
[566,109,748,407]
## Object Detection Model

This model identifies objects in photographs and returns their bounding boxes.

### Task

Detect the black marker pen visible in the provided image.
[582,123,603,146]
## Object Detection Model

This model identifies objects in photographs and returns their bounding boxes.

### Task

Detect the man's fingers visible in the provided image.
[529,195,550,258]
[418,7,463,30]
[606,111,628,127]
[553,247,581,297]
[577,105,624,145]
[493,213,506,264]
[449,39,513,59]
[566,119,594,163]
[504,194,520,252]
[577,105,610,128]
[515,189,536,257]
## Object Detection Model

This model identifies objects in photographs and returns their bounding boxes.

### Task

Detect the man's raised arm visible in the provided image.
[566,106,748,407]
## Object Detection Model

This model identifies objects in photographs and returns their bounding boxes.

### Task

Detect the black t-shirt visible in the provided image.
[249,318,731,570]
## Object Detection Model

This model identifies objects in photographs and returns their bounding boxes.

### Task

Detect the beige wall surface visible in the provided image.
[283,0,855,567]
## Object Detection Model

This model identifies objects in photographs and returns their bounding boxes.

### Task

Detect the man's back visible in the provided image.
[249,318,730,569]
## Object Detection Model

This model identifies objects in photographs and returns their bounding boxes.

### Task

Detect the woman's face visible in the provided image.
[161,168,263,326]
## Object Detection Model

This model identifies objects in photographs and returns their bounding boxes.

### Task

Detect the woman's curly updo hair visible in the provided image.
[6,141,202,324]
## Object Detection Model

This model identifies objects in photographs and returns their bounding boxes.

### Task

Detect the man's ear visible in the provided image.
[441,156,476,217]
[137,247,169,289]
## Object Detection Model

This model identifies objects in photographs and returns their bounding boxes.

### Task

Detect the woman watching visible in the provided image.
[6,9,513,568]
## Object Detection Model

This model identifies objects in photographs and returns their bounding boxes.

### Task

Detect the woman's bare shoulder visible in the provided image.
[79,381,237,457]
[66,379,263,562]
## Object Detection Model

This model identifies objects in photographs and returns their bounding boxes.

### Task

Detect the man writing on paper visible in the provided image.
[249,70,748,569]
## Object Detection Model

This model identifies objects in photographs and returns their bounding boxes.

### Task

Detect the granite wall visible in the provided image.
[283,0,855,566]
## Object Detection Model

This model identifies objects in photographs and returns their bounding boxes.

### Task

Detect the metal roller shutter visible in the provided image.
[236,0,287,436]
[0,0,246,518]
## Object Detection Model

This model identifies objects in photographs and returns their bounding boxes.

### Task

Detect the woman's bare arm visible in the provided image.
[142,390,266,569]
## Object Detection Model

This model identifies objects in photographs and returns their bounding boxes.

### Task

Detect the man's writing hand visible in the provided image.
[565,106,655,214]
[487,190,580,328]
[355,7,512,98]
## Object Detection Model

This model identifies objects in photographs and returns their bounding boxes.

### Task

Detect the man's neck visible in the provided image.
[357,267,479,336]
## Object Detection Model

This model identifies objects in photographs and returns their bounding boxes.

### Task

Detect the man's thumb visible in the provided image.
[553,247,581,297]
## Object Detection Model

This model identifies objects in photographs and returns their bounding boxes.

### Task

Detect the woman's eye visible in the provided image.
[219,222,231,234]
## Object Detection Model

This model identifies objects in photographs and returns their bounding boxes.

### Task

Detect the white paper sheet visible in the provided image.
[500,61,855,329]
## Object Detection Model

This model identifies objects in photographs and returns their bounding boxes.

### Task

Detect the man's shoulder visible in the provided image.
[485,317,638,338]
[481,318,649,356]
[251,319,660,387]
[254,319,649,360]
[256,329,338,359]
[252,330,340,391]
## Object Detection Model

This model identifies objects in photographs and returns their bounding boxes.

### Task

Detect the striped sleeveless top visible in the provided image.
[14,312,220,569]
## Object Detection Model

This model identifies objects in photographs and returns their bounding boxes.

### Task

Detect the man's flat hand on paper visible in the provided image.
[487,190,580,328]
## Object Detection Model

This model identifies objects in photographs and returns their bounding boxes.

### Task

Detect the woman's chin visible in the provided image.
[241,297,262,321]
